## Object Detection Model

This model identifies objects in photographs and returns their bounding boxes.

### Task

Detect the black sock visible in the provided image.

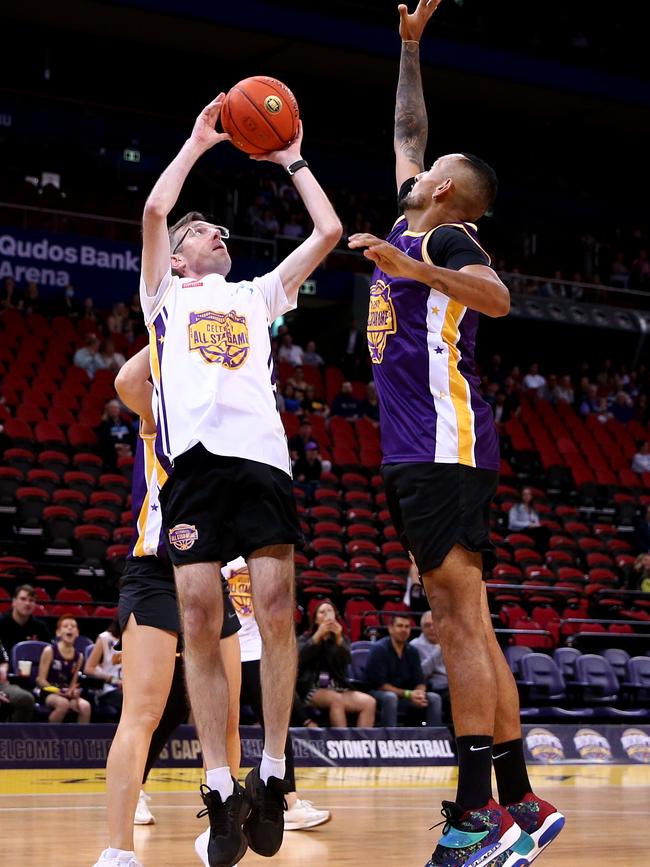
[492,738,532,805]
[455,735,493,811]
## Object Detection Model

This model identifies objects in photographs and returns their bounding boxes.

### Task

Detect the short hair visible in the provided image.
[420,610,433,625]
[391,613,412,626]
[13,584,35,599]
[459,152,498,213]
[56,615,78,630]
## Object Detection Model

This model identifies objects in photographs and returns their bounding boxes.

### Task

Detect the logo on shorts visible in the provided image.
[574,727,613,762]
[525,727,565,763]
[169,523,199,551]
[188,310,250,368]
[621,728,650,763]
[367,279,397,364]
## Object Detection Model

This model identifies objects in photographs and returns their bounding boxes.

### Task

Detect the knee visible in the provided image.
[17,691,35,709]
[378,691,397,707]
[257,598,295,639]
[362,694,376,711]
[181,601,219,643]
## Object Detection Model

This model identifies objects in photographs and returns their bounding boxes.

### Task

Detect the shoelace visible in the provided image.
[196,783,233,833]
[429,802,458,834]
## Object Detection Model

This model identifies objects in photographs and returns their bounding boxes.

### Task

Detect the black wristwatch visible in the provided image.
[286,158,309,176]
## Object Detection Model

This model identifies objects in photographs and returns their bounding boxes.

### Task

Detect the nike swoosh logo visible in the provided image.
[492,751,510,760]
[469,745,491,752]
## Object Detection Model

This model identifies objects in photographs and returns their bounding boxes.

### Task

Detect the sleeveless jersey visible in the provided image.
[368,217,500,471]
[221,557,261,663]
[127,428,168,560]
[140,268,294,476]
[48,643,80,688]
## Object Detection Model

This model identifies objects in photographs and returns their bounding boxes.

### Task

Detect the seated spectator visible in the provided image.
[288,420,317,461]
[331,381,361,420]
[21,281,41,315]
[303,340,324,368]
[409,611,448,697]
[632,553,650,592]
[555,375,574,404]
[0,276,18,310]
[634,505,650,554]
[632,441,650,475]
[492,391,511,425]
[288,365,309,392]
[360,381,380,425]
[595,396,613,424]
[73,334,107,379]
[522,363,546,393]
[278,333,304,366]
[538,373,559,404]
[84,619,123,714]
[612,391,634,423]
[261,208,280,237]
[0,585,51,654]
[36,616,91,723]
[501,376,521,418]
[579,383,600,416]
[297,601,375,727]
[55,284,80,319]
[99,338,126,374]
[301,384,329,418]
[282,213,305,239]
[0,638,35,722]
[293,441,323,484]
[282,383,302,414]
[366,615,442,727]
[508,487,548,550]
[97,399,136,469]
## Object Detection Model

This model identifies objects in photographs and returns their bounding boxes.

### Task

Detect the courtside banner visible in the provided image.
[0,724,649,769]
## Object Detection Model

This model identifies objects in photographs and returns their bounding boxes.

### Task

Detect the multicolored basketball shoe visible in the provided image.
[505,793,565,863]
[426,799,534,867]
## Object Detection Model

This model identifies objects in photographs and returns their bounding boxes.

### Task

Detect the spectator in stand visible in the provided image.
[0,585,51,654]
[20,281,41,315]
[634,505,650,553]
[632,553,650,592]
[79,296,98,330]
[631,248,650,289]
[84,619,123,714]
[54,284,80,319]
[0,277,18,310]
[287,365,309,392]
[612,391,634,423]
[301,384,329,418]
[97,399,136,469]
[522,363,546,393]
[293,441,323,498]
[366,614,442,728]
[502,376,521,418]
[278,333,304,366]
[410,611,449,700]
[297,601,376,727]
[486,353,506,386]
[99,339,127,374]
[107,301,129,336]
[632,441,650,475]
[555,375,574,404]
[282,213,305,239]
[610,252,630,289]
[288,419,317,461]
[492,391,510,425]
[74,333,107,380]
[0,638,35,722]
[595,396,613,424]
[36,616,91,723]
[282,383,302,414]
[508,487,549,549]
[302,340,324,368]
[538,374,559,404]
[261,209,280,238]
[360,381,380,425]
[331,381,361,420]
[579,383,600,416]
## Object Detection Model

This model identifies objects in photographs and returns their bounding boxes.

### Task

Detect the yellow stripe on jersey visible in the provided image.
[148,323,161,389]
[391,215,407,231]
[133,432,155,557]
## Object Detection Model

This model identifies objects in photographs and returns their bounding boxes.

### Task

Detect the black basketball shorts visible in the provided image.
[158,443,303,567]
[382,462,498,575]
[118,555,240,639]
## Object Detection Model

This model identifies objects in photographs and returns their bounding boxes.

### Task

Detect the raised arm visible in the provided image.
[251,122,342,304]
[141,95,231,296]
[394,1,442,189]
[114,346,155,434]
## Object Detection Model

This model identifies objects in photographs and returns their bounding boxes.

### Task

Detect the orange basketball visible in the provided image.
[221,76,299,155]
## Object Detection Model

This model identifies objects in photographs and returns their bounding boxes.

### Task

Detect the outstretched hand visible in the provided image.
[348,233,422,280]
[189,94,232,151]
[398,0,443,43]
[249,120,304,169]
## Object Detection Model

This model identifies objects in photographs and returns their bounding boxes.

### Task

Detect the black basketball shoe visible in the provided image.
[196,779,250,867]
[243,765,291,856]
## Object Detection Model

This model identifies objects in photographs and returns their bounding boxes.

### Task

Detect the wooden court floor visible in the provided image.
[1,764,648,866]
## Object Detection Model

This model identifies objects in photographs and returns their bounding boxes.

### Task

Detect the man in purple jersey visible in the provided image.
[349,4,564,867]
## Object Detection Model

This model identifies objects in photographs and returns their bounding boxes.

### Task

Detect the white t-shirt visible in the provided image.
[140,268,295,475]
[95,631,122,694]
[221,557,262,663]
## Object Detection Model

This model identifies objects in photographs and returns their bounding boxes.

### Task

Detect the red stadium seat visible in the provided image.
[34,422,66,447]
[68,424,99,449]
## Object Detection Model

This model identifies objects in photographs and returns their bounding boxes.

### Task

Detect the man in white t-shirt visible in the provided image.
[139,93,341,867]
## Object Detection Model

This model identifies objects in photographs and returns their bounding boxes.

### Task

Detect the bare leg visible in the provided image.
[175,562,229,769]
[479,585,521,743]
[341,690,376,727]
[45,694,70,722]
[70,696,92,723]
[221,632,242,775]
[248,545,296,757]
[307,690,347,727]
[105,616,177,851]
[422,545,496,736]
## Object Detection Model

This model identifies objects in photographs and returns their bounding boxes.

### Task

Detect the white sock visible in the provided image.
[206,766,234,801]
[260,750,286,785]
[104,849,135,862]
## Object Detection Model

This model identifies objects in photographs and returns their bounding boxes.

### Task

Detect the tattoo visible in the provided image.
[395,42,427,169]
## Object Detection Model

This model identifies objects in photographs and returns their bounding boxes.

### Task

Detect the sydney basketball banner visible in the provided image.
[0,725,649,769]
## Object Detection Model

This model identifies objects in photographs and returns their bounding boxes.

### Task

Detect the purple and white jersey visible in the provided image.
[141,268,294,477]
[368,217,500,471]
[127,428,168,559]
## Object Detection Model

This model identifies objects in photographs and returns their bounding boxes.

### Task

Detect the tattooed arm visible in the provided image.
[394,1,443,189]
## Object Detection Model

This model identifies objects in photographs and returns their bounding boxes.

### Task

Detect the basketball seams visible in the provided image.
[237,86,285,151]
[222,75,298,154]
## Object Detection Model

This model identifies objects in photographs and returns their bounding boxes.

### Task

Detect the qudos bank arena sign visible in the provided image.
[0,227,141,301]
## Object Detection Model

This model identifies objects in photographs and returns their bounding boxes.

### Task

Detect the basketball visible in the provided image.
[221,75,299,155]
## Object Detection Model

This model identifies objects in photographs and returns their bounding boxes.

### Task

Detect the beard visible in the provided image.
[398,188,427,211]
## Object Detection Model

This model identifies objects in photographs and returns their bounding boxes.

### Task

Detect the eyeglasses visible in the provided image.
[172,223,230,254]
